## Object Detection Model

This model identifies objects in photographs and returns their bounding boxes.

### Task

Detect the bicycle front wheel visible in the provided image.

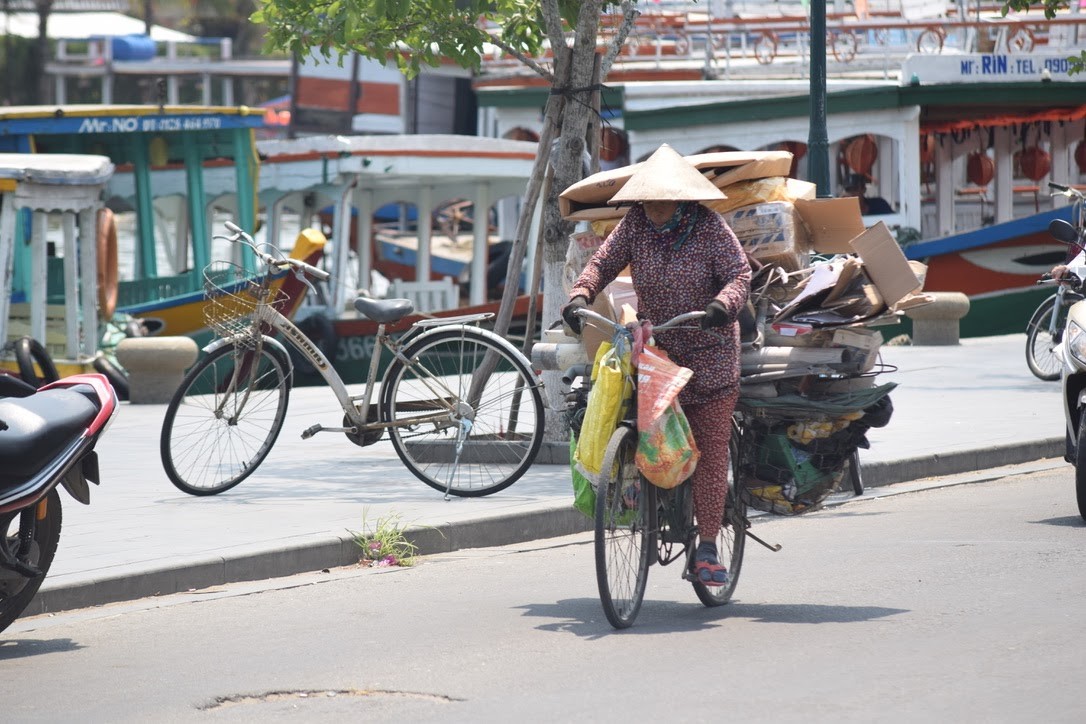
[382,326,544,497]
[1025,294,1067,381]
[595,425,654,629]
[160,343,292,496]
[694,424,746,607]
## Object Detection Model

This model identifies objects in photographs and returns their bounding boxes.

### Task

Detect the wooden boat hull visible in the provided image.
[904,207,1072,337]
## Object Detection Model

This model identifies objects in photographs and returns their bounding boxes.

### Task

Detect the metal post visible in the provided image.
[807,0,831,197]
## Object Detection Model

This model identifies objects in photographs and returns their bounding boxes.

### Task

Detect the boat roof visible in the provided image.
[256,134,539,200]
[0,105,266,136]
[0,152,114,185]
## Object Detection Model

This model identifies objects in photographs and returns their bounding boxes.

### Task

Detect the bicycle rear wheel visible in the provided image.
[160,342,292,495]
[382,326,544,497]
[1025,294,1067,381]
[694,425,746,607]
[595,425,654,629]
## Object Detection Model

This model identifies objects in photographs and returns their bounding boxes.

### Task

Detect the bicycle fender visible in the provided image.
[202,335,293,372]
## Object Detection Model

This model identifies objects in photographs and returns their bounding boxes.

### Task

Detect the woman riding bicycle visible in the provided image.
[562,143,751,587]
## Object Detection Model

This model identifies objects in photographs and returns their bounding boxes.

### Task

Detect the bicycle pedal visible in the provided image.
[301,424,323,439]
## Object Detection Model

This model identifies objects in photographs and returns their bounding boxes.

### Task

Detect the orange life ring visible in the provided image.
[96,207,119,319]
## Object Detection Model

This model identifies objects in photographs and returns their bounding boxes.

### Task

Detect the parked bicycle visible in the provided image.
[160,222,544,498]
[1025,183,1086,381]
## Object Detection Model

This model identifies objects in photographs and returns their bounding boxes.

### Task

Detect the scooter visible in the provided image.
[1050,182,1086,522]
[0,373,117,633]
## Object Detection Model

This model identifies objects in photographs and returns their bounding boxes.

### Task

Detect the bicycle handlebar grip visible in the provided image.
[1049,182,1071,192]
[224,221,244,234]
[298,261,331,281]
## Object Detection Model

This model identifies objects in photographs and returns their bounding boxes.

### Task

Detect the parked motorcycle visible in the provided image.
[1048,183,1086,522]
[0,373,117,632]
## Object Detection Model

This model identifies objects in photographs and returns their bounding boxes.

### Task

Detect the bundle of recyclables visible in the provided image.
[558,148,936,516]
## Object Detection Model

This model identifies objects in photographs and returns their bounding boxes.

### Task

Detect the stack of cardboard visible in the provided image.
[559,149,934,515]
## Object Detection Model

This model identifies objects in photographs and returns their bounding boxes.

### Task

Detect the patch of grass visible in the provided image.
[351,510,420,568]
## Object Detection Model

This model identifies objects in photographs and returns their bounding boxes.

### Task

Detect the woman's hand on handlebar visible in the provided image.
[562,296,589,335]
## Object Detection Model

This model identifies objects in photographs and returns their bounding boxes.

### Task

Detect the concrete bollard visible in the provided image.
[904,291,970,345]
[115,337,199,404]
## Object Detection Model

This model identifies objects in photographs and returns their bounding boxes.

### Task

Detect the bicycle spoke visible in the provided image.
[384,327,543,497]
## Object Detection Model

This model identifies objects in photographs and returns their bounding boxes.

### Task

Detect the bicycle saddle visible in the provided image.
[354,297,415,323]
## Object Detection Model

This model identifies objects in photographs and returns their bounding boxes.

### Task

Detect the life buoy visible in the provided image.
[97,208,119,320]
[13,336,60,388]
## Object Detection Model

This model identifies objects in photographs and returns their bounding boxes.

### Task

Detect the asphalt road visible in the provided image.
[2,463,1083,723]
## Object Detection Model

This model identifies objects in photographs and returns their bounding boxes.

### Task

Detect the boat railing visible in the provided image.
[117,272,200,309]
[482,10,1086,80]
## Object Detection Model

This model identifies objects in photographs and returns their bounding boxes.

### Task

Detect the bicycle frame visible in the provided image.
[206,300,494,438]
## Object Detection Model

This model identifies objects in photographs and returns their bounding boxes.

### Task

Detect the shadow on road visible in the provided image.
[517,598,908,637]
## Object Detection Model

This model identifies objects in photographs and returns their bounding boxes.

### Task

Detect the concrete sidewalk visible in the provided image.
[29,332,1066,616]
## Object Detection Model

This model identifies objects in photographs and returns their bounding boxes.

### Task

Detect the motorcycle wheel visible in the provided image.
[1077,409,1086,523]
[0,489,62,633]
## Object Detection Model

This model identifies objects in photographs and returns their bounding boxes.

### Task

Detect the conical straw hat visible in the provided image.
[608,143,726,205]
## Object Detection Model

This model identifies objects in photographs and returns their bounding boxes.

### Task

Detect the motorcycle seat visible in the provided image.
[0,389,98,484]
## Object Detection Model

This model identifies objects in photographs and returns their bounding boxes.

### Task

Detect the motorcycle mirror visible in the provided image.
[1049,218,1079,244]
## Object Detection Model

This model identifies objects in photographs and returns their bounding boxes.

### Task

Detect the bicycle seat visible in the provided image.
[354,297,415,323]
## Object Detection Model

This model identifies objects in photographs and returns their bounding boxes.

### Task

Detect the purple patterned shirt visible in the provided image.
[571,203,751,404]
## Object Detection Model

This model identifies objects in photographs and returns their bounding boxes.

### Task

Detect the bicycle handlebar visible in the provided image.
[219,221,331,282]
[573,307,707,333]
[1049,182,1086,201]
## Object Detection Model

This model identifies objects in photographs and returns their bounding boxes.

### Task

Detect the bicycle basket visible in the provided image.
[203,261,286,346]
[737,417,854,516]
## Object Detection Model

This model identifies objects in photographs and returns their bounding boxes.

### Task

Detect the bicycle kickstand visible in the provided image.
[442,417,474,501]
[744,528,782,552]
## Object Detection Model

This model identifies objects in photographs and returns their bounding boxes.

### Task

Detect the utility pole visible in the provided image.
[807,0,831,197]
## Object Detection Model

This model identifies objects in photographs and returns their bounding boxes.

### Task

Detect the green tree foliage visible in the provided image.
[1000,1,1084,74]
[253,0,593,79]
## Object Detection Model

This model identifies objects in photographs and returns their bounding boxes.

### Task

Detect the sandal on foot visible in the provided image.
[694,560,729,587]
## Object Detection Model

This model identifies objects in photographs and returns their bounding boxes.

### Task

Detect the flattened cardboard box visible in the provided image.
[848,222,922,306]
[792,198,920,307]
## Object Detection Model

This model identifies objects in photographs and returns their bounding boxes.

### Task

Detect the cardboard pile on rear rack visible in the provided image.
[560,149,934,515]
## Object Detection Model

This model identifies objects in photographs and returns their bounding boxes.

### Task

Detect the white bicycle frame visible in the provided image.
[204,298,494,438]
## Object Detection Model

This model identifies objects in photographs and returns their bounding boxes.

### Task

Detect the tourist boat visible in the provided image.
[0,152,116,380]
[475,13,1086,338]
[0,105,542,386]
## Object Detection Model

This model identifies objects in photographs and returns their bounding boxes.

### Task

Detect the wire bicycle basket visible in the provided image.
[202,261,286,347]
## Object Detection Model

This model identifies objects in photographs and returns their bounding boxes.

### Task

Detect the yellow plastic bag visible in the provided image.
[575,340,633,479]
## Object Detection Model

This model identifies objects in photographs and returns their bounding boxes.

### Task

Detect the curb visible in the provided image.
[27,438,1063,618]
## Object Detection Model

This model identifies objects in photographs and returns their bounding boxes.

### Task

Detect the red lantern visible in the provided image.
[919,134,935,165]
[1074,140,1086,174]
[780,141,807,179]
[844,134,878,177]
[967,151,994,187]
[600,127,627,162]
[1019,146,1051,181]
